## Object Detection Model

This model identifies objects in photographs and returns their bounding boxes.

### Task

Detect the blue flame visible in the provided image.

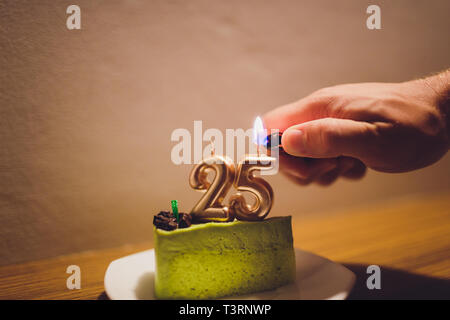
[253,116,267,146]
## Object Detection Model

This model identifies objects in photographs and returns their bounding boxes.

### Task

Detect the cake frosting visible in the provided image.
[154,216,296,299]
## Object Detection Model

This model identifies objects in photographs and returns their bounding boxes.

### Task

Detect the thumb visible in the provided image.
[281,118,377,159]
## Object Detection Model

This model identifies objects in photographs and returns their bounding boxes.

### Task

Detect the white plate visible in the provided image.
[104,248,355,300]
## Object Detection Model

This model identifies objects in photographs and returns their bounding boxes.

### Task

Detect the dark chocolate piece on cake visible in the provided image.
[153,211,192,231]
[178,213,192,229]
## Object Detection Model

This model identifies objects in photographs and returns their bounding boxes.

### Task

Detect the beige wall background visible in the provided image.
[1,0,449,266]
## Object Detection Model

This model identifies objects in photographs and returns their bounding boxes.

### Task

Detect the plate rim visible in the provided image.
[104,247,356,300]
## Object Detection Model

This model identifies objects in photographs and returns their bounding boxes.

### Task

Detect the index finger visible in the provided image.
[262,94,333,133]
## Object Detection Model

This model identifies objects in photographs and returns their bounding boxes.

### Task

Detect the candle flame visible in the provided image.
[253,116,267,146]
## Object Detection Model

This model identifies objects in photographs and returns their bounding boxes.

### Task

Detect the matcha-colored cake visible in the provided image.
[153,216,296,299]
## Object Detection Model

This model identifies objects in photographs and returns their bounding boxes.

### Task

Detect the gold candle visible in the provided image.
[230,155,275,221]
[189,153,236,222]
[189,117,276,222]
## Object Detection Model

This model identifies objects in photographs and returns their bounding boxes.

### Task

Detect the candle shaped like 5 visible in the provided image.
[230,155,275,221]
[189,155,236,222]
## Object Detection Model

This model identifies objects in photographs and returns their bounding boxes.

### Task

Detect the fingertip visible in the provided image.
[282,171,312,186]
[279,155,310,179]
[337,156,356,174]
[316,168,340,186]
[282,127,306,157]
[343,160,367,179]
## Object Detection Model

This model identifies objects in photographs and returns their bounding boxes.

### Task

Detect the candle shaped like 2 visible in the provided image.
[189,152,236,222]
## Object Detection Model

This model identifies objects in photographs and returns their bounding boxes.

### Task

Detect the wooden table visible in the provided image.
[1,192,449,300]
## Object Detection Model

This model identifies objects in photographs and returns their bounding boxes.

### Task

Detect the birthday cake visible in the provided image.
[152,117,295,299]
[153,212,296,299]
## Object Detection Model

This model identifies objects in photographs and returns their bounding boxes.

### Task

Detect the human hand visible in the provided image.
[263,71,449,186]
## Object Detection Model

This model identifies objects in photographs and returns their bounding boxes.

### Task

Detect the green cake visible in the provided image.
[153,216,296,299]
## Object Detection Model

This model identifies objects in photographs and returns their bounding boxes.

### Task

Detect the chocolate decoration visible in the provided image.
[153,211,192,231]
[178,213,192,228]
[153,211,177,231]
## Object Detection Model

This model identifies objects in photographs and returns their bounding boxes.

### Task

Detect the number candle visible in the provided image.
[189,117,276,222]
[230,117,275,220]
[189,142,236,222]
